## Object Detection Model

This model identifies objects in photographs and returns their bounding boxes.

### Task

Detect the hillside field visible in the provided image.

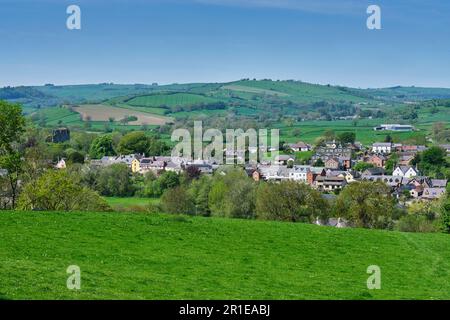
[4,81,450,110]
[19,80,449,143]
[278,119,431,145]
[1,211,450,300]
[74,104,171,125]
[31,106,161,131]
[31,105,448,144]
[126,92,219,108]
[222,80,371,103]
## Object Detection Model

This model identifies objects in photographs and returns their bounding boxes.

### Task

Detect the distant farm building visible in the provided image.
[287,141,311,152]
[373,124,414,132]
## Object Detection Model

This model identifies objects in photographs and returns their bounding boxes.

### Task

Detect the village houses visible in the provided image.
[372,142,393,154]
[366,154,386,168]
[392,166,419,178]
[286,141,311,152]
[82,139,446,204]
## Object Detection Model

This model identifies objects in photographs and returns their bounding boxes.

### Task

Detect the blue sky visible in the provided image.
[0,0,449,88]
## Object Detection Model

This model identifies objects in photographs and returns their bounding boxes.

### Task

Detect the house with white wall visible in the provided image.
[372,142,393,154]
[392,166,419,178]
[288,165,311,182]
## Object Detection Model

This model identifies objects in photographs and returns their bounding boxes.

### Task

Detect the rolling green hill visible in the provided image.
[4,80,450,110]
[126,92,219,108]
[1,210,450,300]
[222,80,373,104]
[36,84,156,103]
[104,80,388,122]
[3,80,449,143]
[362,86,450,101]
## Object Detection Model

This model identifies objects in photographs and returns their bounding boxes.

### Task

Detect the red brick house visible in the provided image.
[367,154,386,168]
[306,168,326,185]
[325,158,340,170]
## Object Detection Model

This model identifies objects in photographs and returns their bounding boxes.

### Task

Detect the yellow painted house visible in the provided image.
[131,159,140,173]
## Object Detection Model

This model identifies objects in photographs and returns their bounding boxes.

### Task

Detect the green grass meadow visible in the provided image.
[278,119,431,145]
[1,211,450,300]
[127,93,218,108]
[104,197,160,211]
[223,80,372,104]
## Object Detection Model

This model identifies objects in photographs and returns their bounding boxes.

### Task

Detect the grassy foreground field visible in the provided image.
[1,211,450,300]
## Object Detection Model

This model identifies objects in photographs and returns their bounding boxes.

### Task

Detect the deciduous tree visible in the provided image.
[89,134,115,159]
[161,186,195,215]
[256,181,329,222]
[0,101,26,208]
[18,170,110,211]
[0,101,25,154]
[334,181,396,229]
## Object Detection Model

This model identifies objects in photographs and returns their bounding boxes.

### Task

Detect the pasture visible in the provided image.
[224,80,374,104]
[126,93,218,108]
[73,104,171,125]
[221,84,290,97]
[278,119,430,145]
[1,211,450,299]
[104,197,160,212]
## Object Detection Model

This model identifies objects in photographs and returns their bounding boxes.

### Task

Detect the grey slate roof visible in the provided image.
[431,179,448,188]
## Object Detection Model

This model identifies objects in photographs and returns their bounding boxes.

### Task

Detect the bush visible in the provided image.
[96,164,135,197]
[114,131,170,156]
[208,168,256,219]
[67,150,85,164]
[188,175,212,216]
[89,134,115,159]
[116,131,149,155]
[353,162,374,172]
[334,181,396,229]
[440,196,450,233]
[407,200,440,221]
[256,181,329,222]
[396,214,437,233]
[161,186,195,215]
[17,170,111,212]
[146,202,162,214]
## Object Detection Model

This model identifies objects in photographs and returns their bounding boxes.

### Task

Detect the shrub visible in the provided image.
[146,202,162,214]
[334,181,396,229]
[396,214,437,233]
[188,175,212,216]
[208,168,256,219]
[161,186,195,215]
[67,150,85,164]
[116,131,149,155]
[96,164,135,197]
[353,162,374,172]
[89,134,115,159]
[256,181,329,222]
[440,196,450,233]
[17,169,111,212]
